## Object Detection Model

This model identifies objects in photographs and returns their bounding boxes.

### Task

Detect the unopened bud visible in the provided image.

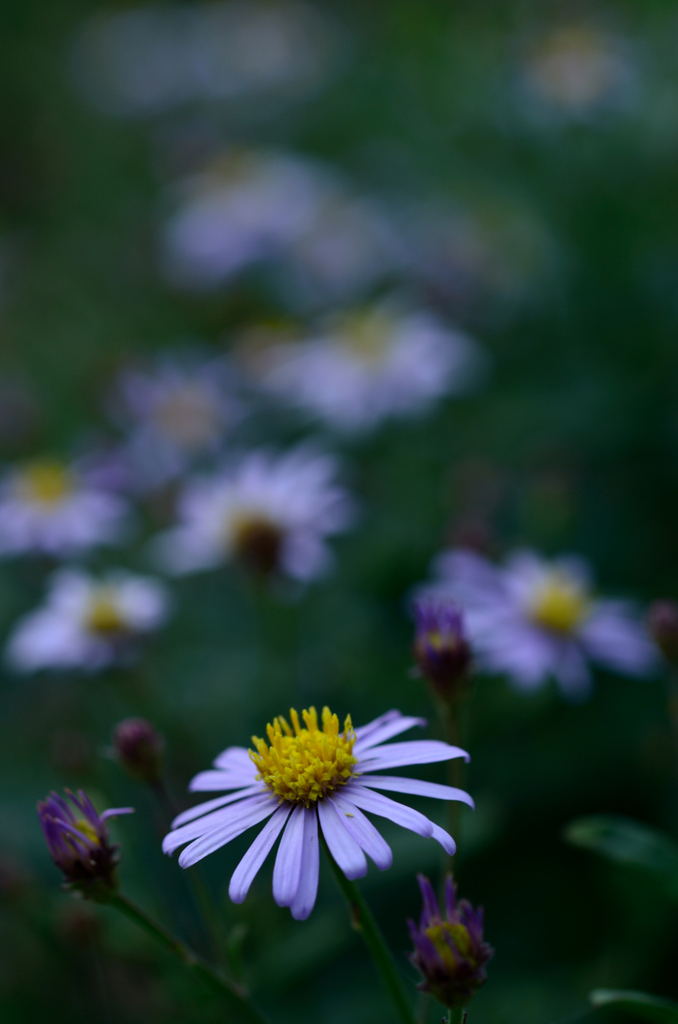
[648,600,678,664]
[113,718,165,785]
[408,874,493,1010]
[37,789,133,902]
[413,598,472,698]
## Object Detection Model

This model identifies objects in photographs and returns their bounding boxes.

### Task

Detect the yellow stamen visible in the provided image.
[528,572,589,633]
[249,706,357,806]
[85,591,125,635]
[16,459,75,506]
[425,922,473,971]
[71,818,99,845]
[339,308,393,365]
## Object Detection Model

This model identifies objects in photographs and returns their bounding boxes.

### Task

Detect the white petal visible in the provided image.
[229,804,292,904]
[272,803,306,908]
[347,785,434,838]
[430,821,456,855]
[329,792,392,870]
[358,740,469,773]
[164,794,272,854]
[353,715,427,754]
[177,799,276,868]
[317,798,367,880]
[189,769,256,792]
[172,785,265,827]
[290,807,320,920]
[357,774,474,807]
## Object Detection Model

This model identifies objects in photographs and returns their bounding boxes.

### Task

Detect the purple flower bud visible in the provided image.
[37,789,133,901]
[408,874,493,1009]
[113,718,165,784]
[413,598,472,697]
[648,600,678,664]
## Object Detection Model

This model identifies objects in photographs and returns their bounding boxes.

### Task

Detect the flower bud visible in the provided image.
[413,598,472,698]
[648,600,678,664]
[113,718,165,785]
[37,789,133,901]
[408,874,493,1009]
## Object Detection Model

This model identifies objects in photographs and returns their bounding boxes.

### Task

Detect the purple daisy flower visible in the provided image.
[163,707,472,921]
[38,789,133,900]
[408,874,493,1009]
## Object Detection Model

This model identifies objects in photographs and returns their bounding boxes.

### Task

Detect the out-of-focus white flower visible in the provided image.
[152,446,354,580]
[72,1,345,118]
[249,302,484,433]
[110,353,241,492]
[6,568,170,673]
[0,458,129,557]
[521,24,635,117]
[421,548,658,699]
[161,150,403,304]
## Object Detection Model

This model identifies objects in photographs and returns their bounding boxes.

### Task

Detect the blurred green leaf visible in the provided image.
[564,816,678,896]
[590,989,678,1022]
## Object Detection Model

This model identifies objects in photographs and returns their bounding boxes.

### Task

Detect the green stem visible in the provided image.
[447,1008,466,1024]
[324,844,415,1024]
[438,695,468,868]
[109,893,269,1024]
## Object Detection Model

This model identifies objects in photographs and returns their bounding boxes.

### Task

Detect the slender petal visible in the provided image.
[212,746,255,771]
[189,769,256,792]
[347,785,434,838]
[329,792,393,870]
[317,797,367,880]
[430,821,456,855]
[358,739,469,772]
[172,785,264,828]
[357,774,474,807]
[290,807,320,920]
[229,804,292,904]
[178,799,276,868]
[353,715,427,754]
[272,803,306,908]
[352,709,400,742]
[164,794,273,853]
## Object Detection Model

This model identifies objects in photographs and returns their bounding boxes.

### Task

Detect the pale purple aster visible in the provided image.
[38,788,133,899]
[109,353,241,493]
[421,548,659,699]
[151,445,354,580]
[163,707,472,921]
[254,301,483,434]
[408,873,493,1009]
[0,457,129,557]
[6,567,170,673]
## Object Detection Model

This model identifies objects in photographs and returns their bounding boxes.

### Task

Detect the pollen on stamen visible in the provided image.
[249,706,358,806]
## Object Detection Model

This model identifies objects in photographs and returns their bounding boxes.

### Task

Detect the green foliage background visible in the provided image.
[1,1,678,1022]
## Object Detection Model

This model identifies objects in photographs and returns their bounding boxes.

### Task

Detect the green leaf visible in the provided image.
[590,989,678,1022]
[564,816,678,895]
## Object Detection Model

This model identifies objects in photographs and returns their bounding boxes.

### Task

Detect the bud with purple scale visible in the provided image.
[37,789,133,902]
[113,718,165,785]
[408,873,493,1010]
[648,600,678,665]
[413,598,472,699]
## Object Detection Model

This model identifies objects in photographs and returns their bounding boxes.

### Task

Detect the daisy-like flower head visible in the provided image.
[522,24,634,118]
[253,301,482,433]
[38,789,133,901]
[110,354,241,492]
[6,568,170,673]
[152,445,354,580]
[413,598,472,698]
[408,874,493,1009]
[423,548,659,699]
[0,457,129,557]
[163,707,472,920]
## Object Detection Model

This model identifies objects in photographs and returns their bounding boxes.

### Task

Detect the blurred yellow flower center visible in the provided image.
[152,385,221,450]
[250,706,357,806]
[340,309,393,365]
[85,592,125,634]
[71,818,99,846]
[17,460,74,506]
[229,511,282,575]
[425,922,473,971]
[528,573,589,633]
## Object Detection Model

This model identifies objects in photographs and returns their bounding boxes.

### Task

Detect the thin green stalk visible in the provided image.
[437,694,468,869]
[324,843,415,1024]
[447,1008,466,1024]
[109,892,269,1024]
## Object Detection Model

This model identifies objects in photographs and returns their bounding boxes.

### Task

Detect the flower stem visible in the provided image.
[437,694,468,867]
[324,843,415,1024]
[108,892,269,1024]
[447,1008,466,1024]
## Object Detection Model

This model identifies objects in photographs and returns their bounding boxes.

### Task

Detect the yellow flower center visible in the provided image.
[229,511,282,575]
[250,706,358,806]
[425,922,473,971]
[16,459,75,506]
[70,818,100,846]
[85,591,126,635]
[339,309,393,366]
[528,572,589,633]
[152,385,221,450]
